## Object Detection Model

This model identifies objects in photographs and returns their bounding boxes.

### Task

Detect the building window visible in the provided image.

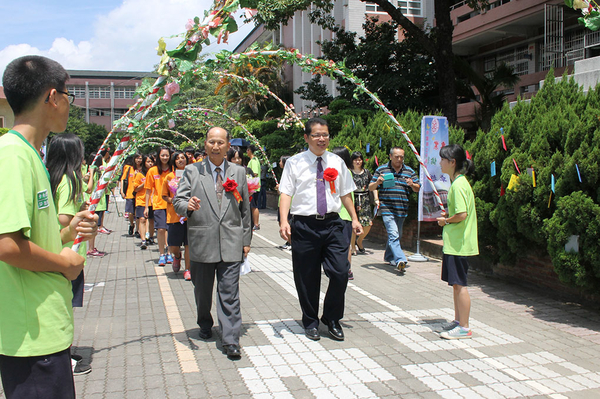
[89,109,111,117]
[68,86,86,99]
[398,0,422,17]
[113,109,128,118]
[365,1,390,13]
[88,87,111,99]
[114,87,136,99]
[0,116,4,128]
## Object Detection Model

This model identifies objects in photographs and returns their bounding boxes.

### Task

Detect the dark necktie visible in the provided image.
[316,157,327,216]
[215,167,223,206]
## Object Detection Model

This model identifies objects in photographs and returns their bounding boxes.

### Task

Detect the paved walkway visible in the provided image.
[5,198,600,398]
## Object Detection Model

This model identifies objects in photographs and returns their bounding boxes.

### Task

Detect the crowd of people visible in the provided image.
[0,55,478,398]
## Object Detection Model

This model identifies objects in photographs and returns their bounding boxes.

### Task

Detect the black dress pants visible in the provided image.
[291,215,349,329]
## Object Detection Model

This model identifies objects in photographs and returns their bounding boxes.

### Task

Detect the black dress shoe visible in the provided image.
[321,317,344,341]
[198,329,212,340]
[224,344,241,360]
[305,327,320,341]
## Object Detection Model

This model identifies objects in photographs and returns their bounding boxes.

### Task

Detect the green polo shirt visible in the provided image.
[442,175,479,256]
[0,131,74,357]
[56,174,87,257]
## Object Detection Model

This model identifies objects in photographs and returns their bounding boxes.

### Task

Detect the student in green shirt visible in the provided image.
[331,147,356,280]
[0,55,98,398]
[436,144,478,340]
[47,133,95,376]
[247,145,261,230]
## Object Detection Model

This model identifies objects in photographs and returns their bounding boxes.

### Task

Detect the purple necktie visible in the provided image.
[316,157,327,216]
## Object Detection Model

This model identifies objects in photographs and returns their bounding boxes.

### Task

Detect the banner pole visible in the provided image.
[408,219,428,262]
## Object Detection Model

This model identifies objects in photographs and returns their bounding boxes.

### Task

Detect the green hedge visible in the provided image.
[467,71,600,290]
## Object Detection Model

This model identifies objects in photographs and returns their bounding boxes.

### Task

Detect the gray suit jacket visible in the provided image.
[173,159,252,263]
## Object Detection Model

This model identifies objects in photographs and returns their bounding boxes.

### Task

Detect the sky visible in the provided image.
[0,0,255,77]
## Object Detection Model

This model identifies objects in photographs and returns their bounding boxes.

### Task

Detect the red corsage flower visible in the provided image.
[323,168,338,194]
[223,178,242,203]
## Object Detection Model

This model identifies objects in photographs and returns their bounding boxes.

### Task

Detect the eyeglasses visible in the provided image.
[46,90,75,105]
[57,90,75,105]
[309,134,330,139]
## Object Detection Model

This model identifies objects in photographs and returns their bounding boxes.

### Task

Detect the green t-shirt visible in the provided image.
[248,157,261,189]
[56,174,87,257]
[339,192,354,222]
[84,171,107,212]
[442,175,479,256]
[0,131,74,357]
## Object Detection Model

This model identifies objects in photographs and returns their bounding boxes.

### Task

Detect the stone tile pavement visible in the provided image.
[3,198,600,398]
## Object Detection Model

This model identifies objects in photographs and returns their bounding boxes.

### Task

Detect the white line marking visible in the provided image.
[155,265,199,373]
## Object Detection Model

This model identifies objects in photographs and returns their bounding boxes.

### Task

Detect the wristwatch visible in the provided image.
[445,218,451,225]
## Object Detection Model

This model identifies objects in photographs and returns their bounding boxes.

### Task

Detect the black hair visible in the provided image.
[2,55,69,115]
[47,134,85,205]
[389,146,405,156]
[141,154,154,175]
[156,146,172,169]
[351,151,364,169]
[280,155,291,168]
[439,144,474,176]
[194,151,201,158]
[184,146,195,154]
[227,145,244,163]
[304,117,329,136]
[247,145,257,154]
[331,146,352,169]
[170,150,188,170]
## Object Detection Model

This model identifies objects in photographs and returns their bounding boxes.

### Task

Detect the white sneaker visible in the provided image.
[439,320,460,332]
[440,325,472,340]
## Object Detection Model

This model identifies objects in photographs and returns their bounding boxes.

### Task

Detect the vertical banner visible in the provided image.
[418,116,450,221]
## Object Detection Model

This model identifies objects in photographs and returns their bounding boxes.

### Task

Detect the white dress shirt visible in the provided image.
[208,158,224,190]
[279,150,356,216]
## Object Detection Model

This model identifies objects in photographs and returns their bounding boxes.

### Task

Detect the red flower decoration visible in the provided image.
[223,178,242,203]
[323,168,338,194]
[223,178,238,192]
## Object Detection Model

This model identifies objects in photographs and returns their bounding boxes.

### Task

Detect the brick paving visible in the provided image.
[3,198,600,398]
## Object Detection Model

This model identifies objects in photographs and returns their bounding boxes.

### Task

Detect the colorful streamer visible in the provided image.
[576,164,582,182]
[551,174,555,193]
[491,161,496,177]
[513,158,521,174]
[501,135,507,151]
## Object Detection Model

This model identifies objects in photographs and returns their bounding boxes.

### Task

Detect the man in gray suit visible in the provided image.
[173,127,252,360]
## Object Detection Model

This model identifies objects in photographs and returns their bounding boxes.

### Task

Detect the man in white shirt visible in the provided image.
[279,118,363,341]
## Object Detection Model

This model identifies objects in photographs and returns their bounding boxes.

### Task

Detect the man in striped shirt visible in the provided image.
[369,147,420,273]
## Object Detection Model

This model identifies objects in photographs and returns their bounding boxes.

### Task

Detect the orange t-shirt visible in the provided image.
[162,171,184,224]
[120,165,138,199]
[144,165,172,210]
[133,172,147,207]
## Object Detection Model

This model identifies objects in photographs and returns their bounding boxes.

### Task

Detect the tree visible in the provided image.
[310,18,438,114]
[457,62,520,132]
[215,54,291,121]
[59,107,109,157]
[294,75,333,110]
[247,0,489,125]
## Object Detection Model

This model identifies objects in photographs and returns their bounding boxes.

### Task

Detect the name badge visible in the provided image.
[37,190,49,210]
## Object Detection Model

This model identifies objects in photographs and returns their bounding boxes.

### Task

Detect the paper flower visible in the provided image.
[223,178,242,203]
[168,119,175,128]
[185,19,195,31]
[247,176,260,196]
[163,82,180,101]
[323,168,338,193]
